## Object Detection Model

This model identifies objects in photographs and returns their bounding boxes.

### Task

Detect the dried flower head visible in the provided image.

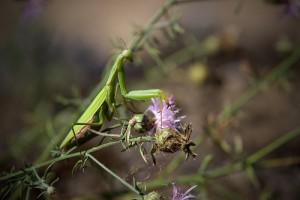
[150,124,196,165]
[172,183,197,200]
[145,96,185,133]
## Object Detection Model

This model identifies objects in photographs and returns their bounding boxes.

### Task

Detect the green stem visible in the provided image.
[87,153,141,195]
[0,136,154,182]
[145,127,300,190]
[129,0,178,51]
[162,134,207,177]
[247,127,300,164]
[200,127,300,178]
[221,48,300,121]
[256,157,300,168]
[145,36,221,83]
[210,183,245,200]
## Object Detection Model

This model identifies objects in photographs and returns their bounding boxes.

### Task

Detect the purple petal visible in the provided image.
[145,96,185,133]
[183,185,198,196]
[171,183,197,200]
[172,183,178,197]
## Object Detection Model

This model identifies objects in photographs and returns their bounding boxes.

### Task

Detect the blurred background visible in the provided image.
[0,0,299,199]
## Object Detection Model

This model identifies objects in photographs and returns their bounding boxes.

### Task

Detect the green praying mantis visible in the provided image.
[60,49,169,149]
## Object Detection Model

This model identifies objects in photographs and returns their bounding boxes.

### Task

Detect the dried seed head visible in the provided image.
[153,124,196,159]
[155,128,185,153]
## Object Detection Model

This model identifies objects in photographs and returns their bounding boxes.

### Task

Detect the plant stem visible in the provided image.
[87,153,141,195]
[145,36,221,83]
[162,134,207,177]
[0,136,154,182]
[145,126,300,190]
[129,0,178,51]
[256,157,300,168]
[221,48,300,122]
[247,126,300,164]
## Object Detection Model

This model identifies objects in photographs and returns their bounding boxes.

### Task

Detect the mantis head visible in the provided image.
[122,49,133,62]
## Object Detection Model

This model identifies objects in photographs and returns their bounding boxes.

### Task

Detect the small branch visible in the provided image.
[247,127,300,164]
[161,134,207,177]
[145,127,300,190]
[0,136,154,182]
[87,153,142,195]
[129,0,178,51]
[220,48,300,122]
[256,157,300,168]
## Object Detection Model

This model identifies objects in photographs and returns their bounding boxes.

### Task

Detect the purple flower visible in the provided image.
[172,183,197,200]
[280,0,300,18]
[21,0,50,23]
[145,96,185,133]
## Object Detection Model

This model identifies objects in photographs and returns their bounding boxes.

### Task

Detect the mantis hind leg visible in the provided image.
[84,101,125,139]
[66,109,105,149]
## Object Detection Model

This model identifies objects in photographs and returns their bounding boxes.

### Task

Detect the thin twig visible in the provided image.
[0,136,154,182]
[145,126,300,190]
[87,153,142,195]
[220,48,300,122]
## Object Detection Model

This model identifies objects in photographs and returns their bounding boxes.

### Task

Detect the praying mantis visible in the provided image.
[60,49,169,149]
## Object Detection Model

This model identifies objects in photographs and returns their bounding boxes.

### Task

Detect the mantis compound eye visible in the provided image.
[122,49,134,62]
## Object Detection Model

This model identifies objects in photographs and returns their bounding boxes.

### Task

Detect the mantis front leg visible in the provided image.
[117,62,170,108]
[124,89,169,108]
[117,63,170,140]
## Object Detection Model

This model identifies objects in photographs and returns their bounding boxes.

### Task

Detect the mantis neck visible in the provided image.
[106,54,124,86]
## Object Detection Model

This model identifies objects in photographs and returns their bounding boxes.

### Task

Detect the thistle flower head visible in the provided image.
[145,96,185,133]
[172,183,197,200]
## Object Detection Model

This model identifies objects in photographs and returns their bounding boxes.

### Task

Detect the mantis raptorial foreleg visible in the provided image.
[117,55,169,109]
[124,89,168,107]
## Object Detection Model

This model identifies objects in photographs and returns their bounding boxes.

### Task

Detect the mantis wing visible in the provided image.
[60,87,107,148]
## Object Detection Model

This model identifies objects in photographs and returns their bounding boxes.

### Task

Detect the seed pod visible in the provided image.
[155,128,185,153]
[151,124,196,164]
